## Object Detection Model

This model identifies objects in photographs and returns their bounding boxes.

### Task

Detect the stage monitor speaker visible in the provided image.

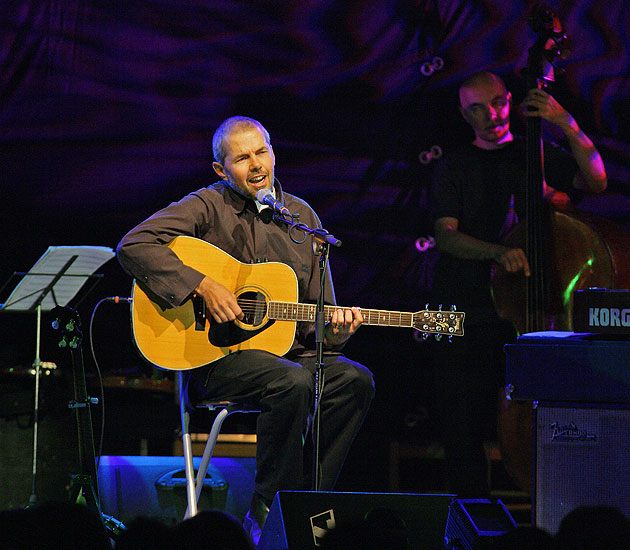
[258,491,454,550]
[444,499,516,550]
[535,404,630,533]
[97,455,229,526]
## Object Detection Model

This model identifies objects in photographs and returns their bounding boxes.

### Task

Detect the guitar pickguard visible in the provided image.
[208,318,276,347]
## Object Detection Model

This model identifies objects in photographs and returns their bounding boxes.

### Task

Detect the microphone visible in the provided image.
[256,189,292,217]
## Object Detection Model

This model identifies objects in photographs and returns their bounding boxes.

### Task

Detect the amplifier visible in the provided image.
[504,331,630,404]
[534,404,630,533]
[573,288,630,336]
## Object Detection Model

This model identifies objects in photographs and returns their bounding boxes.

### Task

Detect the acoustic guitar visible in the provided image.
[130,236,465,370]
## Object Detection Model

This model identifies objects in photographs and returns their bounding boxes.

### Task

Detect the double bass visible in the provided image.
[491,5,630,492]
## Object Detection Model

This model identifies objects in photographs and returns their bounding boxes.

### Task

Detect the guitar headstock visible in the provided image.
[51,305,83,349]
[413,305,465,340]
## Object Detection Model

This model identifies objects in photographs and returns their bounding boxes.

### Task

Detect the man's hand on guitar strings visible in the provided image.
[324,307,364,347]
[195,275,244,323]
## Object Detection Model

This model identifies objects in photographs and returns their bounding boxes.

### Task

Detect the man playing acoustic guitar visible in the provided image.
[117,116,375,542]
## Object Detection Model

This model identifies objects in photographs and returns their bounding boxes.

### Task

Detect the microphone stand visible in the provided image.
[270,209,341,491]
[311,238,332,491]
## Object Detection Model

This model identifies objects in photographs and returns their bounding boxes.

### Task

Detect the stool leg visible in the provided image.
[193,407,231,505]
[179,371,198,519]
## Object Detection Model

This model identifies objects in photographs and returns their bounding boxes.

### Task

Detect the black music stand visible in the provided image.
[0,245,115,507]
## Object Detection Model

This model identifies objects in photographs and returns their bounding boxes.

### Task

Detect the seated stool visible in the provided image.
[178,371,259,519]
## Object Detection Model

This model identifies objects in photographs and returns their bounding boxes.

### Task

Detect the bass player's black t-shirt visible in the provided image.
[429,137,579,323]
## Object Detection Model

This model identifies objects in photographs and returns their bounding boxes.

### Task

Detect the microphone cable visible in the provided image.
[88,296,131,472]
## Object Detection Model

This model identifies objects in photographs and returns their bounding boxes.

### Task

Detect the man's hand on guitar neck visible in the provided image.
[324,307,364,347]
[194,275,244,323]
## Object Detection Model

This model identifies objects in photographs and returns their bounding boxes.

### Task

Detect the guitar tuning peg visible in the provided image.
[422,332,429,341]
[450,304,456,311]
[436,304,443,319]
[448,335,453,343]
[425,303,430,310]
[69,335,81,349]
[434,334,442,342]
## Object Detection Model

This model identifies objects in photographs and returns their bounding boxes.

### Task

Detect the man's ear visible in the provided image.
[212,161,226,180]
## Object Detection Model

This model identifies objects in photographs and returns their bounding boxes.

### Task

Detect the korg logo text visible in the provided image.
[588,307,630,327]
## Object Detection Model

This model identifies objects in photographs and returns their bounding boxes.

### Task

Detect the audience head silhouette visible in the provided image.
[554,505,630,550]
[0,501,111,550]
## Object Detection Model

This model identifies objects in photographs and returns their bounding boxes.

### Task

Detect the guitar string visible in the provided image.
[230,300,457,329]
[235,297,447,315]
[234,300,455,316]
[236,300,416,316]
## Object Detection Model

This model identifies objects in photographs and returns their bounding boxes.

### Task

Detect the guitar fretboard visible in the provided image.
[268,302,414,327]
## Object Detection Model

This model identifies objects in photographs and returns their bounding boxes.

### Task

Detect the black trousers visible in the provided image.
[187,350,375,504]
[429,318,516,497]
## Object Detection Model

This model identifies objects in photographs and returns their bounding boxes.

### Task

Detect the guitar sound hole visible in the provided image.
[238,291,267,327]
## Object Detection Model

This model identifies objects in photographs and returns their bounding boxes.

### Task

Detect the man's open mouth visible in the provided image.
[249,174,266,185]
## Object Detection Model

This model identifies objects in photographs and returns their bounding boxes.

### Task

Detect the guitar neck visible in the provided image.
[268,302,414,328]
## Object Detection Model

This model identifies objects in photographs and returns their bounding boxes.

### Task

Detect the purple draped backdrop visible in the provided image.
[2,0,629,490]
